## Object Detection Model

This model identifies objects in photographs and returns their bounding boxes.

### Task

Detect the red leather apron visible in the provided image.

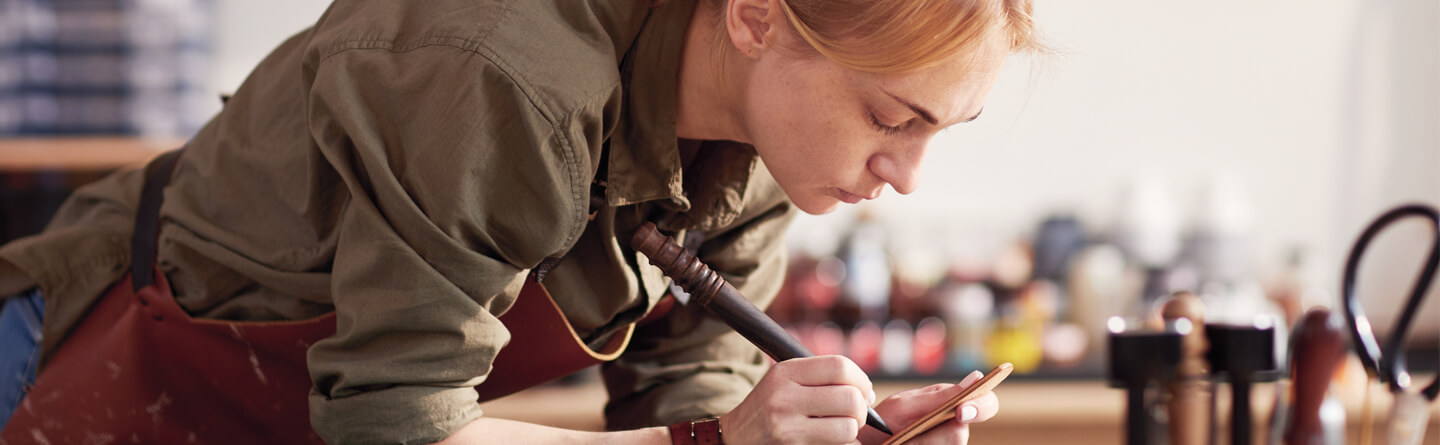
[0,150,670,443]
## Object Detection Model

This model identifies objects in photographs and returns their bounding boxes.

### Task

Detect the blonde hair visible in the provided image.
[776,0,1043,74]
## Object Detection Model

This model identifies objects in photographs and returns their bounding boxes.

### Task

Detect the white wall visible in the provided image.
[840,0,1437,331]
[207,0,332,102]
[1332,0,1440,332]
[878,1,1357,253]
[207,1,1438,331]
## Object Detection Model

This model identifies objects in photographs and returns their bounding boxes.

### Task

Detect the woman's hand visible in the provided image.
[719,355,877,444]
[857,371,1001,445]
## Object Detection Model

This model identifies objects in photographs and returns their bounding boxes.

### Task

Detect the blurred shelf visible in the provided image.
[0,137,180,171]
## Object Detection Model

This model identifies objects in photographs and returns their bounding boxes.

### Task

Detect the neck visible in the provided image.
[675,1,750,144]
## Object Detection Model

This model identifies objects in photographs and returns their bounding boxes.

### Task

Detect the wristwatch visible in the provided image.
[668,417,723,445]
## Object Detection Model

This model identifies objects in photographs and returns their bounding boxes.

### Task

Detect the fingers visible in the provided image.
[874,371,981,421]
[950,369,999,424]
[890,371,983,416]
[903,375,998,444]
[862,369,1002,444]
[801,416,863,444]
[910,423,971,445]
[957,391,999,424]
[723,356,876,444]
[779,357,870,437]
[806,385,871,421]
[956,370,983,388]
[775,355,876,404]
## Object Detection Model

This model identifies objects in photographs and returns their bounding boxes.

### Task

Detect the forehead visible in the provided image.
[856,37,1009,119]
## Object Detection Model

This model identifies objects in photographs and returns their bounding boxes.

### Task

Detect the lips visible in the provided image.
[834,188,879,204]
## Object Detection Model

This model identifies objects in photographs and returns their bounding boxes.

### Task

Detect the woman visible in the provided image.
[0,0,1041,443]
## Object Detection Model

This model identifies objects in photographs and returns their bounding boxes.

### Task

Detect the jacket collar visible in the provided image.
[606,0,757,232]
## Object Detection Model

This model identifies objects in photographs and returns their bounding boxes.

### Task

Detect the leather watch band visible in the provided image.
[668,421,693,445]
[668,417,723,445]
[691,417,723,445]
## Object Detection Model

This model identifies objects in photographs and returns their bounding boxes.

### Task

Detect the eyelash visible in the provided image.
[870,113,905,136]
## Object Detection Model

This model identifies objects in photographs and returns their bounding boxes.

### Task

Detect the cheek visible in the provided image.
[745,75,869,184]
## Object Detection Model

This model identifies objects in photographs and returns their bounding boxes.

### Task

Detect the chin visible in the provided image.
[794,196,843,215]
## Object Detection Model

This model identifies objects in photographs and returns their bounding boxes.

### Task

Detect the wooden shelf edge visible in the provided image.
[0,137,183,171]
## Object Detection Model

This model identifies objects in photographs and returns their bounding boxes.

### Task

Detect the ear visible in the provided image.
[724,0,783,59]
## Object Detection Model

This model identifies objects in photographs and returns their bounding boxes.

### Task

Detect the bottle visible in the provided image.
[839,209,891,323]
[1115,174,1184,308]
[879,319,913,376]
[940,282,993,372]
[848,320,883,372]
[1067,243,1141,367]
[1033,213,1087,285]
[912,317,947,375]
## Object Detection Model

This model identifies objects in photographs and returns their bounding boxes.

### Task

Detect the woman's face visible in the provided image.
[741,38,1009,215]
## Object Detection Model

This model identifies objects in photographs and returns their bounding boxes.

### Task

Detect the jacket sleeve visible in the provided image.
[302,45,588,444]
[601,174,797,430]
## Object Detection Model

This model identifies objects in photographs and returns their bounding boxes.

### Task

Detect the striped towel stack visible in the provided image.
[0,0,211,138]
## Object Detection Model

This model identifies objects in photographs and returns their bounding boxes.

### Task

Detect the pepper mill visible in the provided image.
[1161,291,1210,445]
[1283,308,1346,445]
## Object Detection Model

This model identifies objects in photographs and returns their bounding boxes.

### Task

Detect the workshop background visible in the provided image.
[0,0,1435,443]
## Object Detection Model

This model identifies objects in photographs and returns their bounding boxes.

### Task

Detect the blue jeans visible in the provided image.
[0,289,43,432]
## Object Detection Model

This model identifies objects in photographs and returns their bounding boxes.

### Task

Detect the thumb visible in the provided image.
[919,370,985,403]
[879,370,983,420]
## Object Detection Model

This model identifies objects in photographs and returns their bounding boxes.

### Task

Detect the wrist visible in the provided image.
[668,417,724,445]
[597,425,673,445]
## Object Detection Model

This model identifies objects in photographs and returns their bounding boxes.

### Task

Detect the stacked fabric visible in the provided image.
[0,0,211,137]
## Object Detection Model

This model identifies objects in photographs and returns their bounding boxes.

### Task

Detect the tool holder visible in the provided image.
[1108,320,1184,445]
[1206,323,1280,445]
[1108,320,1279,445]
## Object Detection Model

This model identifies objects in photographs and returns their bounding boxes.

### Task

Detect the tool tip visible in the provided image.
[867,408,893,435]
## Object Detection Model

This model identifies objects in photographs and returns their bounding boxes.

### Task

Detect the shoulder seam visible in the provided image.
[313,42,608,259]
[315,0,513,63]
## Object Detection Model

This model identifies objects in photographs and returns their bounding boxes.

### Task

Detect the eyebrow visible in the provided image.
[883,90,983,126]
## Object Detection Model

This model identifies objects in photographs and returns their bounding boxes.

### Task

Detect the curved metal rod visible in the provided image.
[1339,203,1439,399]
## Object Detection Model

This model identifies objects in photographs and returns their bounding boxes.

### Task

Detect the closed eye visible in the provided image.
[870,113,905,136]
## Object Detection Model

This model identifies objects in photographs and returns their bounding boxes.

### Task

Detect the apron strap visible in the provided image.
[131,149,183,292]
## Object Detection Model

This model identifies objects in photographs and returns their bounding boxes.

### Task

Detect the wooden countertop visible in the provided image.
[480,376,1440,444]
[0,137,180,170]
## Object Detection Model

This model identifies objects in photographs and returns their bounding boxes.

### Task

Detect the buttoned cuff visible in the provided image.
[605,366,762,431]
[310,384,484,445]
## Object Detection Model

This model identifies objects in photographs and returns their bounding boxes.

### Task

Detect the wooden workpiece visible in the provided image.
[882,363,1014,445]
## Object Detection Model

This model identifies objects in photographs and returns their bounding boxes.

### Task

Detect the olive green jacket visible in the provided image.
[0,0,796,443]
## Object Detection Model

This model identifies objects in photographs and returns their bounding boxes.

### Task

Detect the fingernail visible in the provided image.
[960,370,983,386]
[960,405,978,422]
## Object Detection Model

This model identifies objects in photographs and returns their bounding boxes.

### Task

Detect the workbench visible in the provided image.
[480,377,1440,444]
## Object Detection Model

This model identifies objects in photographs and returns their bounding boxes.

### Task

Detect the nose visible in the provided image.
[867,140,927,195]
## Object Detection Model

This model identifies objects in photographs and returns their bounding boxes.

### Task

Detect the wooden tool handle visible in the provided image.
[632,222,811,360]
[1284,308,1346,445]
[631,222,725,306]
[633,222,894,435]
[1162,291,1210,445]
[881,363,1015,445]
